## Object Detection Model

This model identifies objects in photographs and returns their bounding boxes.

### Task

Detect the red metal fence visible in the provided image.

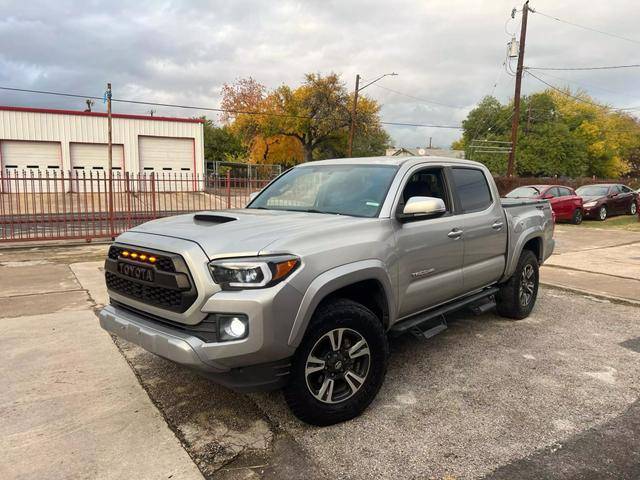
[0,170,275,243]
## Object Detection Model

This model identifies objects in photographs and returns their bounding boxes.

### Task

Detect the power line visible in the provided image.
[370,83,463,110]
[532,9,640,45]
[524,70,640,111]
[0,85,462,129]
[526,63,640,71]
[380,121,461,129]
[529,70,626,97]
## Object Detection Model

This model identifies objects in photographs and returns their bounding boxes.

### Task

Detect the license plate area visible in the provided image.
[117,261,155,283]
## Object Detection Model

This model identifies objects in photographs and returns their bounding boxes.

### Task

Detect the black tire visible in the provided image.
[571,208,583,225]
[283,298,389,426]
[598,205,607,221]
[496,249,539,320]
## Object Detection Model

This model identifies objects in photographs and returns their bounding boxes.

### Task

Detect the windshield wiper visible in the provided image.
[300,209,342,215]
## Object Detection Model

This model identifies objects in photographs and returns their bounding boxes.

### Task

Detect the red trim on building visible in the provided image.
[0,105,205,124]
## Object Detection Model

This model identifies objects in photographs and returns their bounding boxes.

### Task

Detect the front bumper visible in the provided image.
[99,304,292,392]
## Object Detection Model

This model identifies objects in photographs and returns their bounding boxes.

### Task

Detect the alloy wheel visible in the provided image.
[631,203,637,215]
[305,328,371,404]
[599,206,607,221]
[519,263,535,307]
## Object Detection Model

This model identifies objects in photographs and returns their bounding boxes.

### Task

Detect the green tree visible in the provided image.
[453,90,640,177]
[201,117,246,166]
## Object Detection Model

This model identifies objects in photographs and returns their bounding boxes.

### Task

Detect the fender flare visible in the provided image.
[502,228,544,281]
[287,259,395,347]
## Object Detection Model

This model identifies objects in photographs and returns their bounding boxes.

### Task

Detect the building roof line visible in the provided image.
[0,105,205,124]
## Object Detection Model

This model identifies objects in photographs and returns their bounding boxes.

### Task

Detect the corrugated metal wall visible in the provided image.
[0,108,204,175]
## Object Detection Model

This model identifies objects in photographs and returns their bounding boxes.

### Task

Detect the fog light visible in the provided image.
[218,314,249,341]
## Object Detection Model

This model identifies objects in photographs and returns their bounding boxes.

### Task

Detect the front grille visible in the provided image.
[106,272,183,309]
[105,244,197,313]
[108,245,176,272]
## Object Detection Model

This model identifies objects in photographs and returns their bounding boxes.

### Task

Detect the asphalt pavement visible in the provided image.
[1,227,640,479]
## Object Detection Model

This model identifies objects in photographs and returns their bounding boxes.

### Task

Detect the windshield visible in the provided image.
[576,185,609,197]
[248,164,398,217]
[506,186,540,198]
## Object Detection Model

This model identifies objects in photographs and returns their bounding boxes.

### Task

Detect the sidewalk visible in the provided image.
[540,225,640,305]
[0,249,203,479]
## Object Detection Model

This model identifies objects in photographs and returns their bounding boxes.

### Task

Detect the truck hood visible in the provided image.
[128,209,367,259]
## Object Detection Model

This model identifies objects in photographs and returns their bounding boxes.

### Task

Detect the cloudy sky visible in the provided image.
[1,0,638,149]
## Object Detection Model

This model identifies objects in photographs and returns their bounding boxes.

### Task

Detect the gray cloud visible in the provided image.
[1,0,638,149]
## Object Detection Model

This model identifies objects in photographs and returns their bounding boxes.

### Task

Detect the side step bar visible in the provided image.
[389,287,499,338]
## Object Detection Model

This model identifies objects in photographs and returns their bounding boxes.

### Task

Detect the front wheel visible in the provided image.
[598,205,608,221]
[496,249,539,320]
[630,202,637,216]
[571,208,583,225]
[283,299,388,426]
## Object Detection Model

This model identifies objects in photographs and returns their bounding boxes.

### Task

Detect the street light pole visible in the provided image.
[347,72,398,157]
[347,74,360,158]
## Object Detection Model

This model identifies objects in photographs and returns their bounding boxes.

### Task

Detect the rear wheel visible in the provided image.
[283,299,388,426]
[496,250,539,320]
[630,202,637,216]
[571,208,583,225]
[598,205,608,221]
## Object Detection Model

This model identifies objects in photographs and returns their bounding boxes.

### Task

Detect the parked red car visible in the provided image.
[575,183,638,221]
[506,185,584,224]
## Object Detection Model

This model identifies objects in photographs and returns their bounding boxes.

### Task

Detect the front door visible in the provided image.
[393,166,465,318]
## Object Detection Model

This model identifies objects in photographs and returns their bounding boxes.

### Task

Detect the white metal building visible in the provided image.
[0,105,205,190]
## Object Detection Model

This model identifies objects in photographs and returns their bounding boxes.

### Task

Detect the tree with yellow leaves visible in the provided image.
[220,73,389,165]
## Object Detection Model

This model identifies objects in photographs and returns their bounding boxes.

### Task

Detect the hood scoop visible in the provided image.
[193,213,237,224]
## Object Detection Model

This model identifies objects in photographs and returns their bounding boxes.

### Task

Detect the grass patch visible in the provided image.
[572,215,640,231]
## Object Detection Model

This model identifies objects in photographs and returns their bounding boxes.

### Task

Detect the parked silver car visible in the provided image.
[100,157,555,425]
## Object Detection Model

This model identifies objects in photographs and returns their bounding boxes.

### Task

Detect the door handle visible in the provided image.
[447,228,463,239]
[492,221,504,230]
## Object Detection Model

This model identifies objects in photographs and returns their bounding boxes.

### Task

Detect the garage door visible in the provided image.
[138,136,194,191]
[1,140,62,192]
[70,143,124,192]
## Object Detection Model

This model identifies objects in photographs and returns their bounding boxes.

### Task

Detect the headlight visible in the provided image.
[208,255,299,289]
[584,201,597,208]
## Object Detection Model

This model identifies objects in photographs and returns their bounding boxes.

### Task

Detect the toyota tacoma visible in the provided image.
[100,157,555,425]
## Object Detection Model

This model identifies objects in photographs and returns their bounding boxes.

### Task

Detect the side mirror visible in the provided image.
[542,194,553,199]
[398,196,446,221]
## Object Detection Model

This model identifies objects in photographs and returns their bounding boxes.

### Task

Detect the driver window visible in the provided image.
[401,168,450,211]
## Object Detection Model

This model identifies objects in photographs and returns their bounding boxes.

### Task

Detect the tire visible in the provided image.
[496,249,539,320]
[630,202,637,216]
[283,298,389,426]
[571,208,583,225]
[598,205,607,221]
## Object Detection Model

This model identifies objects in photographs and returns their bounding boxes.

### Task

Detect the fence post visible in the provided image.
[151,171,157,219]
[226,170,231,209]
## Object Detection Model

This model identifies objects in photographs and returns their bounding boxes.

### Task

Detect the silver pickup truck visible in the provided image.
[100,157,554,425]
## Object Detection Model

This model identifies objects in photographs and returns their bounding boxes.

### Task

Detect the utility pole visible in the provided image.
[506,0,530,177]
[347,74,360,158]
[106,82,114,237]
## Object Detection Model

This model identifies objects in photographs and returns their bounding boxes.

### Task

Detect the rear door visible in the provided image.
[617,185,634,213]
[545,187,563,219]
[610,185,626,213]
[556,187,575,219]
[450,167,508,291]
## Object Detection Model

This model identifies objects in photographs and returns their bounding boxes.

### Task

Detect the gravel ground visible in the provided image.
[115,288,640,479]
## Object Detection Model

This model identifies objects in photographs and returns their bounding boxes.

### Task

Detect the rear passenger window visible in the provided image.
[451,168,493,213]
[558,187,572,196]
